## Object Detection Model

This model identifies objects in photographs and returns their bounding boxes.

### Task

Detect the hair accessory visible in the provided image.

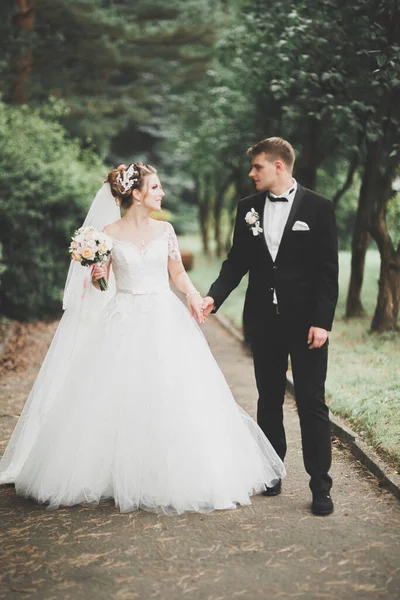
[116,163,140,195]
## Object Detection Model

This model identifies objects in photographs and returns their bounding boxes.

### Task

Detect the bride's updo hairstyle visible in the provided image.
[106,162,157,209]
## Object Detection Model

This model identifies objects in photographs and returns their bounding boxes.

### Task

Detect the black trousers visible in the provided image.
[250,310,332,493]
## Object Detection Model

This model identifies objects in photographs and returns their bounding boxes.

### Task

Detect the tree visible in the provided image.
[169,0,400,332]
[344,0,400,330]
[10,0,35,105]
[0,0,220,157]
[168,0,370,251]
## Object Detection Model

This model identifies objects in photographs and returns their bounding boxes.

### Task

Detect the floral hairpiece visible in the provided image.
[116,163,140,195]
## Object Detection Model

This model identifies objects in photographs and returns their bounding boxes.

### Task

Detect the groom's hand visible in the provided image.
[202,296,215,317]
[308,326,328,349]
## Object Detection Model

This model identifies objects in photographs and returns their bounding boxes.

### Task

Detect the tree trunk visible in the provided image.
[214,180,231,258]
[213,181,223,258]
[345,146,377,318]
[346,228,370,318]
[345,134,389,318]
[11,0,35,104]
[370,237,400,332]
[294,116,320,190]
[369,163,400,332]
[196,175,211,256]
[224,166,248,253]
[332,143,361,211]
[224,201,236,254]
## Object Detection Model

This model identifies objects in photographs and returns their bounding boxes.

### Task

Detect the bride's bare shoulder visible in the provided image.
[150,219,172,232]
[103,220,123,237]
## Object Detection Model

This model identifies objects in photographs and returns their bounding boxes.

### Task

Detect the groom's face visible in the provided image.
[249,153,277,191]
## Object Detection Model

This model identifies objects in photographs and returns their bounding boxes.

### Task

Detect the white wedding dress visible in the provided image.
[0,222,285,514]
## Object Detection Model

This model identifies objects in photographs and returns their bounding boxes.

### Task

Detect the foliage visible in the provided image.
[166,0,400,330]
[0,0,399,327]
[0,0,221,159]
[0,100,104,320]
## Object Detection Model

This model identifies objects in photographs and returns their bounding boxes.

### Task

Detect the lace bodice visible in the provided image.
[111,222,181,294]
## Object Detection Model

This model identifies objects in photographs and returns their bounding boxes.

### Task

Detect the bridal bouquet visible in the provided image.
[69,226,113,291]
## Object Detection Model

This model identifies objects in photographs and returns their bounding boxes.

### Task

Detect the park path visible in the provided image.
[0,316,399,600]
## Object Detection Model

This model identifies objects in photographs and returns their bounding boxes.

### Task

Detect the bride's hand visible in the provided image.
[186,292,206,324]
[92,264,106,281]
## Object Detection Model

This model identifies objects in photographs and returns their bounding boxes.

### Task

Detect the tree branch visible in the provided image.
[332,147,361,211]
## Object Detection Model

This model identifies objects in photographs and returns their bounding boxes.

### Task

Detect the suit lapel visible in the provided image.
[275,184,307,262]
[253,193,274,264]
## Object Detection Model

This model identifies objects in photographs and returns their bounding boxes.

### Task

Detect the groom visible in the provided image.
[203,137,339,516]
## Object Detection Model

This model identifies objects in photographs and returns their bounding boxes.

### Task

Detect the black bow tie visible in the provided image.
[267,187,294,203]
[268,193,288,202]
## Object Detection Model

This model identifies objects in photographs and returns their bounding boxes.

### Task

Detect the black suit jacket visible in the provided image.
[207,184,339,340]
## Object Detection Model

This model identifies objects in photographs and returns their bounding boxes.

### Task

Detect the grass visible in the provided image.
[179,234,400,467]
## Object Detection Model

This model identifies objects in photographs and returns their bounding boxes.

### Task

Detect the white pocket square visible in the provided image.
[292,220,310,231]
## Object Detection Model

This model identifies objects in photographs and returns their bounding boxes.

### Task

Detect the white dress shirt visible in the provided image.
[263,179,297,304]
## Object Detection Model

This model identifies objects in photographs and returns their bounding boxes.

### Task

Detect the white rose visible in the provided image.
[98,241,109,254]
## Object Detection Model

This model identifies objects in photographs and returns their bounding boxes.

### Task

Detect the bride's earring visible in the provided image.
[136,201,141,206]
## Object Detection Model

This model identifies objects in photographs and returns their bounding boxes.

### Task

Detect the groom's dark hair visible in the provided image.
[247,137,295,170]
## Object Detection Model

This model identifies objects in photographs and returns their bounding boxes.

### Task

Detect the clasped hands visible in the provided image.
[187,294,216,324]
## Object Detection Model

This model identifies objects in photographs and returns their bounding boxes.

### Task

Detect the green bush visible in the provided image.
[0,100,104,320]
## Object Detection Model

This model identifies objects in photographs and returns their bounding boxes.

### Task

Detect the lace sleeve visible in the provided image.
[101,228,113,264]
[167,223,181,261]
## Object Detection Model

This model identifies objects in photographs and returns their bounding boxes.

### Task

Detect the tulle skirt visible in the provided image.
[3,289,285,514]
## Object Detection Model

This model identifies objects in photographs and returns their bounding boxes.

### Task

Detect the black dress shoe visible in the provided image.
[262,479,281,497]
[311,491,334,516]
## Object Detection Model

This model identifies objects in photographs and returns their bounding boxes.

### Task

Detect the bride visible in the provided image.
[0,162,285,514]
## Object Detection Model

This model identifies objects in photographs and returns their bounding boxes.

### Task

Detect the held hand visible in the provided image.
[202,296,215,317]
[92,264,106,281]
[308,326,328,349]
[187,292,206,324]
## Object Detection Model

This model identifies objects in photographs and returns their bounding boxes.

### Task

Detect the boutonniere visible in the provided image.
[245,208,263,236]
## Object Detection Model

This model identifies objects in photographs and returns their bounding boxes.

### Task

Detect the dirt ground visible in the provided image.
[0,317,399,600]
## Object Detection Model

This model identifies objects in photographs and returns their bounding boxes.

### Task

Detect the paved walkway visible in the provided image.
[0,317,399,600]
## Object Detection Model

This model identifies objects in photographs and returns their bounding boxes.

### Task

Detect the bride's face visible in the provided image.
[141,174,165,211]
